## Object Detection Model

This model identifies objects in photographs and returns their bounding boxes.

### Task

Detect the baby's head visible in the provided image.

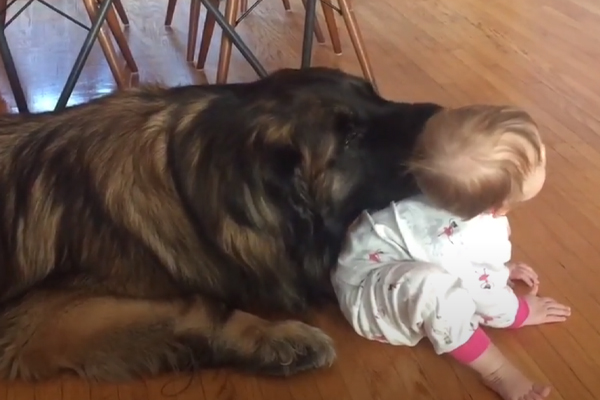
[407,105,546,220]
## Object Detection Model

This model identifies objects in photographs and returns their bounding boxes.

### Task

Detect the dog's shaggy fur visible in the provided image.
[0,67,441,381]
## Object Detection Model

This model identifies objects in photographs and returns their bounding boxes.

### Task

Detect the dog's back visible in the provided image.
[0,87,215,301]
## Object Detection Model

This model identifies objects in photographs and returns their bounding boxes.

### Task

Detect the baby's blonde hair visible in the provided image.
[407,105,543,220]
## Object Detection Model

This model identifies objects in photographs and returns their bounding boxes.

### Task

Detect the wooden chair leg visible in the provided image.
[216,0,239,84]
[0,0,7,26]
[196,0,219,70]
[321,0,342,54]
[113,0,129,25]
[337,0,376,88]
[301,0,325,44]
[165,0,177,25]
[82,0,126,88]
[186,0,201,62]
[281,0,291,10]
[95,0,138,73]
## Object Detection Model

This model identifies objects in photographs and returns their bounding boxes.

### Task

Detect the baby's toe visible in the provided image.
[531,384,551,398]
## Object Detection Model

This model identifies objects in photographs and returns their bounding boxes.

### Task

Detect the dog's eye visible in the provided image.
[343,130,363,148]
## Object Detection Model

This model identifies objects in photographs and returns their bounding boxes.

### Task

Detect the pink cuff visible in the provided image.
[508,296,530,329]
[449,327,491,364]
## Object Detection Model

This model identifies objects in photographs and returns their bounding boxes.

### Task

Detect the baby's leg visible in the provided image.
[338,262,550,399]
[407,268,552,400]
[460,339,551,400]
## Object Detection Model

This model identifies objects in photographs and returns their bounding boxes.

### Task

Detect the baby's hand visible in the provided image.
[507,261,539,293]
[521,295,571,327]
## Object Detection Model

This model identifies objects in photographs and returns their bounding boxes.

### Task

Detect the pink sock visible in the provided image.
[508,296,530,329]
[449,327,491,364]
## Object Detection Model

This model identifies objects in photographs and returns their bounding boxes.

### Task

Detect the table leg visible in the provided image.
[0,25,28,113]
[54,0,113,111]
[300,0,317,68]
[200,0,267,78]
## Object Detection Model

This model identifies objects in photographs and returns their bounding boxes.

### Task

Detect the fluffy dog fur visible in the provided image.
[0,67,441,381]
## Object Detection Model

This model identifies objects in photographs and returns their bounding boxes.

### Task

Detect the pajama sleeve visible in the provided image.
[462,264,530,329]
[438,216,529,329]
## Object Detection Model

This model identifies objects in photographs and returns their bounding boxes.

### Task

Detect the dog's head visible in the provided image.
[178,67,442,268]
[232,68,442,228]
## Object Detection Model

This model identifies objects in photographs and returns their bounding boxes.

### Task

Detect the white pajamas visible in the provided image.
[332,195,523,356]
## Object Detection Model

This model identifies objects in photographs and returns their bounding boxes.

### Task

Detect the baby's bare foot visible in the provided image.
[482,363,551,400]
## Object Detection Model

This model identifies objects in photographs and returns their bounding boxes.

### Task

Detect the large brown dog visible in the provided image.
[0,67,442,381]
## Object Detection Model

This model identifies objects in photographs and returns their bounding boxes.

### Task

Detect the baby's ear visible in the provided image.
[490,202,511,217]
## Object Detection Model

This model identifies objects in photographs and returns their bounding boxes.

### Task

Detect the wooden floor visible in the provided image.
[2,0,600,399]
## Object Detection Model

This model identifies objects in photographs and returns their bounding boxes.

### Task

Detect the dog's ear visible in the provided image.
[258,142,315,224]
[259,143,302,190]
[222,141,315,235]
[258,142,321,264]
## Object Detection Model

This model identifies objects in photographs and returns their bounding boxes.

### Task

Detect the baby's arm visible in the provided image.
[442,216,531,328]
[465,264,570,329]
[464,265,530,329]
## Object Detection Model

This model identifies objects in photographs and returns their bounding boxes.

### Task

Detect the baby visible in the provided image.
[332,105,570,400]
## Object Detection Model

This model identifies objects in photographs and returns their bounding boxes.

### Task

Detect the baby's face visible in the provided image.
[494,144,546,217]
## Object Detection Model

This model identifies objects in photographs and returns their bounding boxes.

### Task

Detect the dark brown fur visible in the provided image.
[0,67,442,381]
